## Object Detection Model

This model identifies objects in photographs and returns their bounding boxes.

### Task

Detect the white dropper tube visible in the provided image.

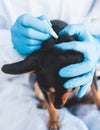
[43,20,58,39]
[49,27,59,39]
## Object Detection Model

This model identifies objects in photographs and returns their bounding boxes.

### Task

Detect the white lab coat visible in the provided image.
[0,0,100,34]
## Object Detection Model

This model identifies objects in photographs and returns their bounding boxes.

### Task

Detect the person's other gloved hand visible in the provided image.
[56,24,100,98]
[11,14,52,55]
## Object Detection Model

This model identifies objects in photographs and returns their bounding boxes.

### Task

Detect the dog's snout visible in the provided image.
[54,98,64,109]
[53,93,69,109]
[54,104,63,109]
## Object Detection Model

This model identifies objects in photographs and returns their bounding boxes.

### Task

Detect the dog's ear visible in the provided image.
[1,57,40,74]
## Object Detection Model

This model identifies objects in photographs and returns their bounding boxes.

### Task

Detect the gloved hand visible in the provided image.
[11,14,52,55]
[56,24,100,98]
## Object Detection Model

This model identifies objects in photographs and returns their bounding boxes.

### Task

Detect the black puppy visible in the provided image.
[2,20,99,130]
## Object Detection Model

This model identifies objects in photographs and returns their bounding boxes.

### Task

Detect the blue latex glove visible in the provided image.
[11,14,52,55]
[56,24,100,98]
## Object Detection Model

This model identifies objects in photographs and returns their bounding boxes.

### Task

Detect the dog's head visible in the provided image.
[2,20,84,109]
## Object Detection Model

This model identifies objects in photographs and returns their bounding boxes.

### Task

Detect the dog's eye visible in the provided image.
[49,87,56,94]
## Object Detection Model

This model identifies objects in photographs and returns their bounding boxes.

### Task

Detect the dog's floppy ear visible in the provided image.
[1,57,40,74]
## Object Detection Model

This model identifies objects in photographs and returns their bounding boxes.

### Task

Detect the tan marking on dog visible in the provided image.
[30,70,37,74]
[49,87,56,93]
[48,91,55,104]
[34,82,45,101]
[62,93,69,105]
[61,88,73,105]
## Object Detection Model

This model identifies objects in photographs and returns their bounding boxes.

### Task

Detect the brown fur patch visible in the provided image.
[34,82,45,101]
[49,87,56,93]
[62,93,69,105]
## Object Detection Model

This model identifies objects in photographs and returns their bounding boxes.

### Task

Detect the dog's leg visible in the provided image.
[47,93,60,130]
[91,73,100,110]
[34,82,47,109]
[91,83,100,109]
[37,100,47,109]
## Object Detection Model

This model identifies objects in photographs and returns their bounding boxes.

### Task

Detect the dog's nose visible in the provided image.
[54,104,63,109]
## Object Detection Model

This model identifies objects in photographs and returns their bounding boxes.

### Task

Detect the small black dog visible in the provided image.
[2,20,100,130]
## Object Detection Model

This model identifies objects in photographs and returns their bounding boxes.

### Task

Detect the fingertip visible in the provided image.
[77,87,85,98]
[58,69,65,77]
[63,81,74,89]
[59,29,65,35]
[59,24,75,36]
[77,86,85,98]
[77,83,91,98]
[63,83,69,89]
[55,41,77,51]
[77,91,85,98]
[58,67,72,78]
[17,14,30,25]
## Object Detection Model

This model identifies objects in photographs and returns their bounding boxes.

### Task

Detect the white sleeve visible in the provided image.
[0,30,25,82]
[0,0,21,29]
[0,1,11,29]
[0,0,32,29]
[85,0,100,35]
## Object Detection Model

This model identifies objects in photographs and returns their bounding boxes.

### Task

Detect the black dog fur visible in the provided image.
[2,20,84,108]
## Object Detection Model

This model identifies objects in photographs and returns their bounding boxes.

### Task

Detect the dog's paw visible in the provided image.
[37,101,47,109]
[48,120,60,130]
